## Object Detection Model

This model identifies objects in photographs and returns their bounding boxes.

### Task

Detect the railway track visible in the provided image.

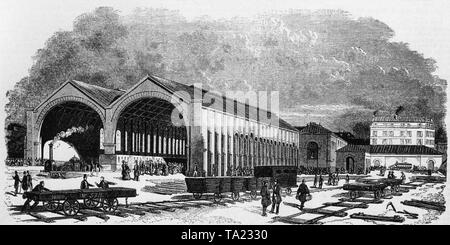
[15,193,256,223]
[274,181,427,225]
[14,181,430,224]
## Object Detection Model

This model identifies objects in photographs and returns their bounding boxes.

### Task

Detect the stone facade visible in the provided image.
[297,123,347,170]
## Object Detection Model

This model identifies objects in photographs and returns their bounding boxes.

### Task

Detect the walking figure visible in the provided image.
[296,179,310,210]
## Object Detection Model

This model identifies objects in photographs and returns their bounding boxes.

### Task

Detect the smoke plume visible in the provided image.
[53,126,90,143]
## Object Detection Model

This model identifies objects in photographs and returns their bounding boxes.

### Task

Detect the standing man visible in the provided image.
[13,171,21,195]
[193,163,199,177]
[345,174,350,184]
[21,171,28,192]
[296,179,310,210]
[133,163,140,181]
[270,179,282,214]
[318,174,324,189]
[80,174,94,189]
[260,181,271,216]
[26,171,33,190]
[313,173,318,188]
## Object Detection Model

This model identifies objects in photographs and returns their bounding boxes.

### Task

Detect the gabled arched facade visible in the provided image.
[26,75,300,175]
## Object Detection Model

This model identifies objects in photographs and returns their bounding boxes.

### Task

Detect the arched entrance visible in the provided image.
[39,101,104,167]
[346,156,355,174]
[114,97,188,174]
[306,141,319,168]
[427,159,435,170]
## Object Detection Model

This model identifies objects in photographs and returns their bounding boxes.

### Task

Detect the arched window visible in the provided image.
[100,128,104,150]
[373,159,381,167]
[306,142,318,160]
[115,130,121,151]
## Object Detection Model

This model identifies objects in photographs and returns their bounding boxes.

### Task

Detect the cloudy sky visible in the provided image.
[0,0,449,93]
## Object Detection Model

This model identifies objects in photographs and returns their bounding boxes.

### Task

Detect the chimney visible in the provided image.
[49,143,54,162]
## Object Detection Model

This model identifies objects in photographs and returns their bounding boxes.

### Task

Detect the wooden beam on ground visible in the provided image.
[79,210,111,221]
[350,212,405,223]
[338,198,383,204]
[401,200,446,211]
[323,202,369,209]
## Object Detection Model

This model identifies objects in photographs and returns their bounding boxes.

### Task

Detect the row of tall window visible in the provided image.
[373,130,434,138]
[371,138,434,145]
[100,123,187,156]
[205,130,298,175]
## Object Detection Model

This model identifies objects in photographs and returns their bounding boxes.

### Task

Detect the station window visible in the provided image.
[306,142,318,160]
[115,130,121,151]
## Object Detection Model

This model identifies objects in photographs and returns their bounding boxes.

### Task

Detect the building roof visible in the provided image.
[70,80,125,107]
[150,75,297,131]
[68,75,297,131]
[337,144,442,155]
[336,144,370,153]
[334,131,370,145]
[372,116,433,123]
[299,122,333,135]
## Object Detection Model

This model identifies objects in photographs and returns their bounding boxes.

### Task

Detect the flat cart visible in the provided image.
[343,182,388,200]
[186,176,255,202]
[185,177,223,202]
[359,178,403,193]
[254,166,298,194]
[23,187,137,216]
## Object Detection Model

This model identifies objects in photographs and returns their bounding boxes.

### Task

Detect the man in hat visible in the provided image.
[133,161,140,181]
[96,176,116,189]
[80,174,94,189]
[296,179,310,210]
[270,179,282,214]
[22,181,50,212]
[260,181,271,216]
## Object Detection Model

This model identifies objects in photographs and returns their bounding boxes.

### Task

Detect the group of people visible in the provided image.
[298,166,349,176]
[121,160,184,181]
[6,158,45,167]
[260,179,311,216]
[12,171,33,195]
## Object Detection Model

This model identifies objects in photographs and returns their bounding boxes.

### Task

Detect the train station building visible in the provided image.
[25,75,299,176]
[336,144,443,173]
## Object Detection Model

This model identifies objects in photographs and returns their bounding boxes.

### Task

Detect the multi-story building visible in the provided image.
[370,115,435,148]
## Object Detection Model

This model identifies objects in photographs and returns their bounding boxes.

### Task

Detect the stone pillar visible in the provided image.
[189,98,205,176]
[101,109,117,171]
[25,110,36,161]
